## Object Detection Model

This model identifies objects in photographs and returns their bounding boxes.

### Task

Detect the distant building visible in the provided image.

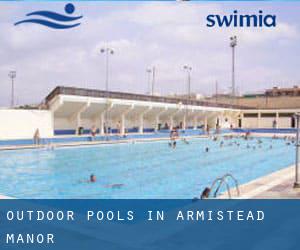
[167,93,204,100]
[265,86,300,97]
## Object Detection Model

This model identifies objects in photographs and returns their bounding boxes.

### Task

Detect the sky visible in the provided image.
[1,1,300,107]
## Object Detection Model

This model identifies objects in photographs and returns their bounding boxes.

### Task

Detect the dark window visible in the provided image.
[291,117,296,128]
[279,113,294,117]
[261,113,276,118]
[243,113,258,118]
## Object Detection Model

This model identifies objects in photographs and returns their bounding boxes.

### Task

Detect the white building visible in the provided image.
[0,86,299,140]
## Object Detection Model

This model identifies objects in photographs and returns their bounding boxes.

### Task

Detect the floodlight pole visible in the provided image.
[230,36,237,99]
[100,47,114,137]
[146,68,152,95]
[152,66,156,96]
[183,65,192,100]
[8,71,16,108]
[294,113,300,188]
[101,47,114,93]
[183,65,192,129]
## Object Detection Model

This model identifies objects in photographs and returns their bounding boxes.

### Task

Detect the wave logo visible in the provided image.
[14,3,82,29]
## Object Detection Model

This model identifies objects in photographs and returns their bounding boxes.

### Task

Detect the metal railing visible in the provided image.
[209,173,240,198]
[45,86,251,109]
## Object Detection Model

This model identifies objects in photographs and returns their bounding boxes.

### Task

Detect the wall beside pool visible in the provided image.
[0,109,54,140]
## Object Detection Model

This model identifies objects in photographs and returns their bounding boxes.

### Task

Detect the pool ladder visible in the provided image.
[209,173,240,199]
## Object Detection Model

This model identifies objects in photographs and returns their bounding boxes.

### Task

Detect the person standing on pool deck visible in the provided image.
[33,128,41,145]
[116,121,121,135]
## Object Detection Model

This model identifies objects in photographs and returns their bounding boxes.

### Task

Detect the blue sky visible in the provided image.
[0,1,300,106]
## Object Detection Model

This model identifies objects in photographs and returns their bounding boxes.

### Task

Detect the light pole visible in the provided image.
[183,65,192,102]
[294,113,300,188]
[146,68,152,95]
[230,36,237,98]
[183,65,192,130]
[146,66,156,95]
[100,47,114,93]
[215,80,218,103]
[8,71,16,108]
[100,47,114,136]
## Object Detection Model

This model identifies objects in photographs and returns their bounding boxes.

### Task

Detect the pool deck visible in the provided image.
[0,131,296,151]
[0,134,211,151]
[220,165,300,199]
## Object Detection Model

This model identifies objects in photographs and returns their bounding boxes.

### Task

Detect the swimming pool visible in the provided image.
[0,136,295,199]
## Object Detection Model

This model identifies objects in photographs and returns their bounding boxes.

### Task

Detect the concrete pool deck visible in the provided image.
[0,133,217,151]
[219,165,300,199]
[0,132,296,151]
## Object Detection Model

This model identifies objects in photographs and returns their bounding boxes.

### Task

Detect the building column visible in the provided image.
[240,113,244,128]
[257,112,261,128]
[193,116,198,130]
[120,113,125,135]
[138,114,144,134]
[169,116,174,130]
[76,113,82,134]
[138,107,152,134]
[204,116,208,131]
[99,112,105,135]
[154,108,168,132]
[155,115,160,132]
[70,102,90,135]
[276,112,279,129]
[182,115,186,130]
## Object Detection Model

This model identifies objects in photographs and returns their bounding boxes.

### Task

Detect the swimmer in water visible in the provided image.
[173,141,177,148]
[106,184,124,189]
[200,187,211,199]
[90,174,96,183]
[182,138,190,145]
[78,174,96,184]
[205,147,209,153]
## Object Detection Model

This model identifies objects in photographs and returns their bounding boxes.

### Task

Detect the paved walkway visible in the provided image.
[220,166,300,199]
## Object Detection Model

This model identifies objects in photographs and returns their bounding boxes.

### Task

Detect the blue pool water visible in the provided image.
[0,137,295,199]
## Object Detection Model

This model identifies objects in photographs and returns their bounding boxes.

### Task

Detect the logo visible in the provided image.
[206,10,276,28]
[14,3,82,29]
